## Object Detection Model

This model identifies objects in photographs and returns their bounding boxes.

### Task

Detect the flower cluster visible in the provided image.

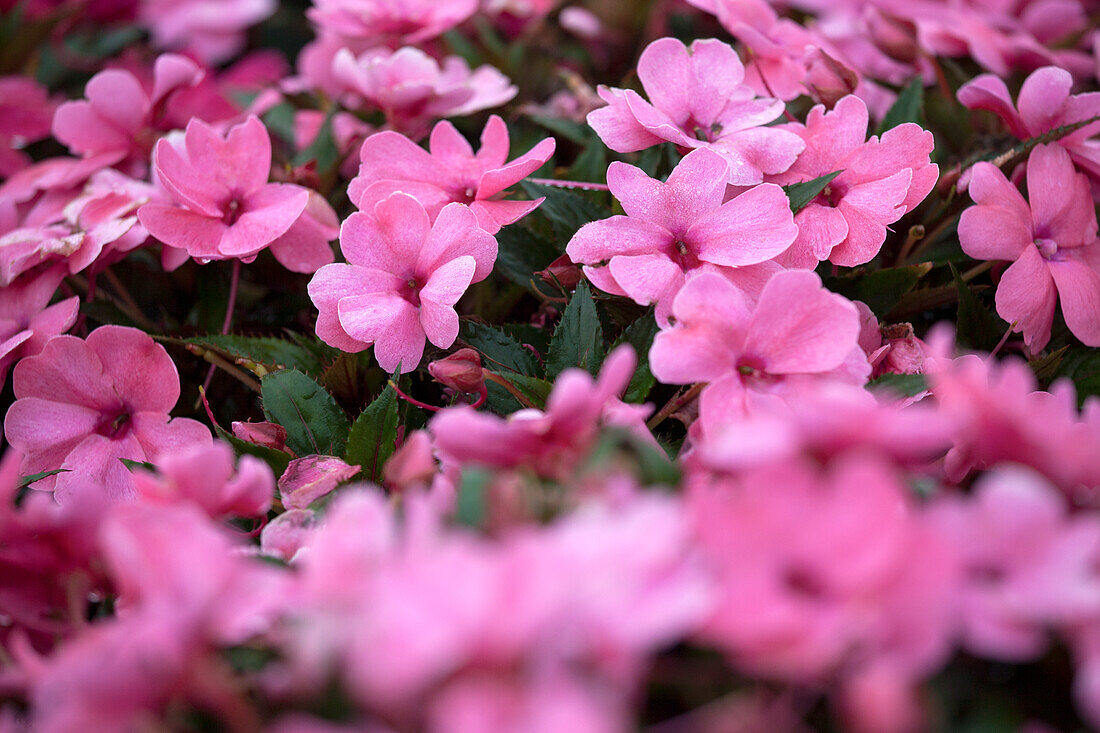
[3,0,1100,731]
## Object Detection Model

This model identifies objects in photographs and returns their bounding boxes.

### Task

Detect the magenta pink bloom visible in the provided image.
[650,270,870,419]
[566,147,796,324]
[279,455,361,510]
[349,116,555,234]
[0,266,79,389]
[769,95,938,268]
[132,441,274,520]
[0,76,56,177]
[139,0,275,64]
[52,54,203,174]
[430,346,655,479]
[307,0,477,48]
[308,193,497,372]
[929,466,1100,661]
[588,37,804,185]
[138,116,336,273]
[959,144,1100,351]
[330,46,517,139]
[3,325,212,503]
[959,66,1100,184]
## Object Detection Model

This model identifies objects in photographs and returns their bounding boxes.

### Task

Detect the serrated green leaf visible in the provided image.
[867,372,929,397]
[826,263,932,317]
[485,370,553,408]
[119,458,156,472]
[184,334,331,376]
[951,263,1006,351]
[262,370,349,456]
[460,321,539,376]
[1058,348,1100,405]
[529,114,590,144]
[18,469,67,490]
[547,281,605,378]
[783,171,843,213]
[877,78,924,134]
[344,383,399,483]
[494,225,562,288]
[520,181,608,242]
[613,310,660,403]
[1029,344,1069,383]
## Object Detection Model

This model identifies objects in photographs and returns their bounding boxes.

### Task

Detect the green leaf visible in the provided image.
[613,310,660,403]
[485,371,553,408]
[1058,348,1100,404]
[184,334,332,377]
[18,469,67,490]
[494,225,562,289]
[520,181,608,242]
[261,370,349,456]
[292,108,340,173]
[455,467,492,527]
[529,115,590,145]
[459,321,539,376]
[344,383,400,483]
[826,263,933,317]
[783,171,843,213]
[546,281,605,378]
[1029,344,1069,384]
[951,263,1006,351]
[867,373,928,397]
[877,78,924,134]
[119,458,156,472]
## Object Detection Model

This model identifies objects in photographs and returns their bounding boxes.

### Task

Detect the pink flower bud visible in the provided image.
[232,420,289,452]
[866,11,919,63]
[428,348,485,394]
[803,48,859,109]
[537,254,583,290]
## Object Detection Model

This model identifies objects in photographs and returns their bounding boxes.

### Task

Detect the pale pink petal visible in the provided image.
[477,137,555,199]
[351,131,448,205]
[85,69,149,138]
[417,204,497,281]
[608,254,682,305]
[187,116,272,195]
[1026,144,1084,240]
[566,216,672,264]
[712,126,804,185]
[4,397,99,467]
[420,256,477,307]
[220,185,310,256]
[475,114,510,167]
[55,433,143,503]
[688,38,748,125]
[428,120,475,160]
[338,292,421,359]
[968,161,1031,217]
[664,148,732,223]
[776,204,849,269]
[636,37,694,125]
[959,204,1033,262]
[690,182,797,266]
[587,87,667,153]
[150,54,203,107]
[470,199,542,234]
[995,245,1058,351]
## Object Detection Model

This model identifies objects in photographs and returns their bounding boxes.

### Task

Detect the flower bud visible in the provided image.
[537,254,583,290]
[383,430,437,492]
[803,48,859,109]
[231,420,289,452]
[428,348,485,394]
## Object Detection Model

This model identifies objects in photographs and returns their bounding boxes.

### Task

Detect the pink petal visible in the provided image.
[428,120,475,160]
[1017,66,1073,136]
[476,115,510,167]
[352,131,447,205]
[711,126,804,185]
[690,182,797,266]
[87,325,181,413]
[417,203,497,281]
[688,38,748,125]
[664,148,732,223]
[220,184,309,257]
[338,292,420,357]
[187,116,272,196]
[1049,251,1100,347]
[477,137,555,200]
[4,397,99,466]
[776,204,849,268]
[85,69,148,139]
[420,256,477,307]
[138,204,227,258]
[470,199,542,234]
[131,413,212,460]
[995,245,1058,351]
[1026,144,1087,243]
[957,74,1029,138]
[55,433,143,503]
[637,37,694,126]
[11,334,117,409]
[346,193,431,271]
[959,204,1033,262]
[606,161,667,222]
[419,300,461,350]
[566,216,672,264]
[608,254,682,305]
[152,138,227,218]
[52,101,131,157]
[743,270,859,374]
[587,86,667,153]
[150,54,203,107]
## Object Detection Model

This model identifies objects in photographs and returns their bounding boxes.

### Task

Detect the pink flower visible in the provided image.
[138,116,336,273]
[650,270,870,419]
[132,441,274,519]
[3,325,212,503]
[52,54,203,174]
[430,346,654,479]
[307,0,478,48]
[0,266,79,389]
[0,76,56,177]
[307,193,497,372]
[958,66,1100,188]
[349,116,555,234]
[958,144,1100,351]
[139,0,276,65]
[566,147,796,323]
[279,455,361,510]
[928,467,1100,661]
[769,95,938,268]
[331,46,517,139]
[587,37,804,185]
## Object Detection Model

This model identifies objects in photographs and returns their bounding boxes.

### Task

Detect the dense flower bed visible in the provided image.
[2,0,1100,730]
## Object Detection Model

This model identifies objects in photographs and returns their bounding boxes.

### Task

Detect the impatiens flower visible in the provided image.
[138,116,336,273]
[650,270,870,418]
[331,47,517,139]
[349,116,555,234]
[0,266,79,388]
[3,325,212,503]
[928,467,1100,661]
[958,66,1100,186]
[429,345,656,479]
[0,76,56,177]
[132,441,274,519]
[52,54,203,174]
[307,0,478,48]
[278,455,361,510]
[958,144,1100,351]
[566,147,796,323]
[768,95,938,268]
[139,0,276,64]
[587,37,804,185]
[308,193,497,372]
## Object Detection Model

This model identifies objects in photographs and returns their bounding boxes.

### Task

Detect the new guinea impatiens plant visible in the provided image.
[5,0,1100,731]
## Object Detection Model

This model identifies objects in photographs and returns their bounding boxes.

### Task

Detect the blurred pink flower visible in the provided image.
[3,325,212,503]
[959,144,1100,351]
[768,95,937,268]
[132,441,274,519]
[279,455,360,510]
[139,0,275,65]
[308,0,478,48]
[350,115,555,234]
[0,76,56,177]
[587,37,805,185]
[650,270,870,418]
[566,147,796,324]
[308,193,496,372]
[138,116,336,273]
